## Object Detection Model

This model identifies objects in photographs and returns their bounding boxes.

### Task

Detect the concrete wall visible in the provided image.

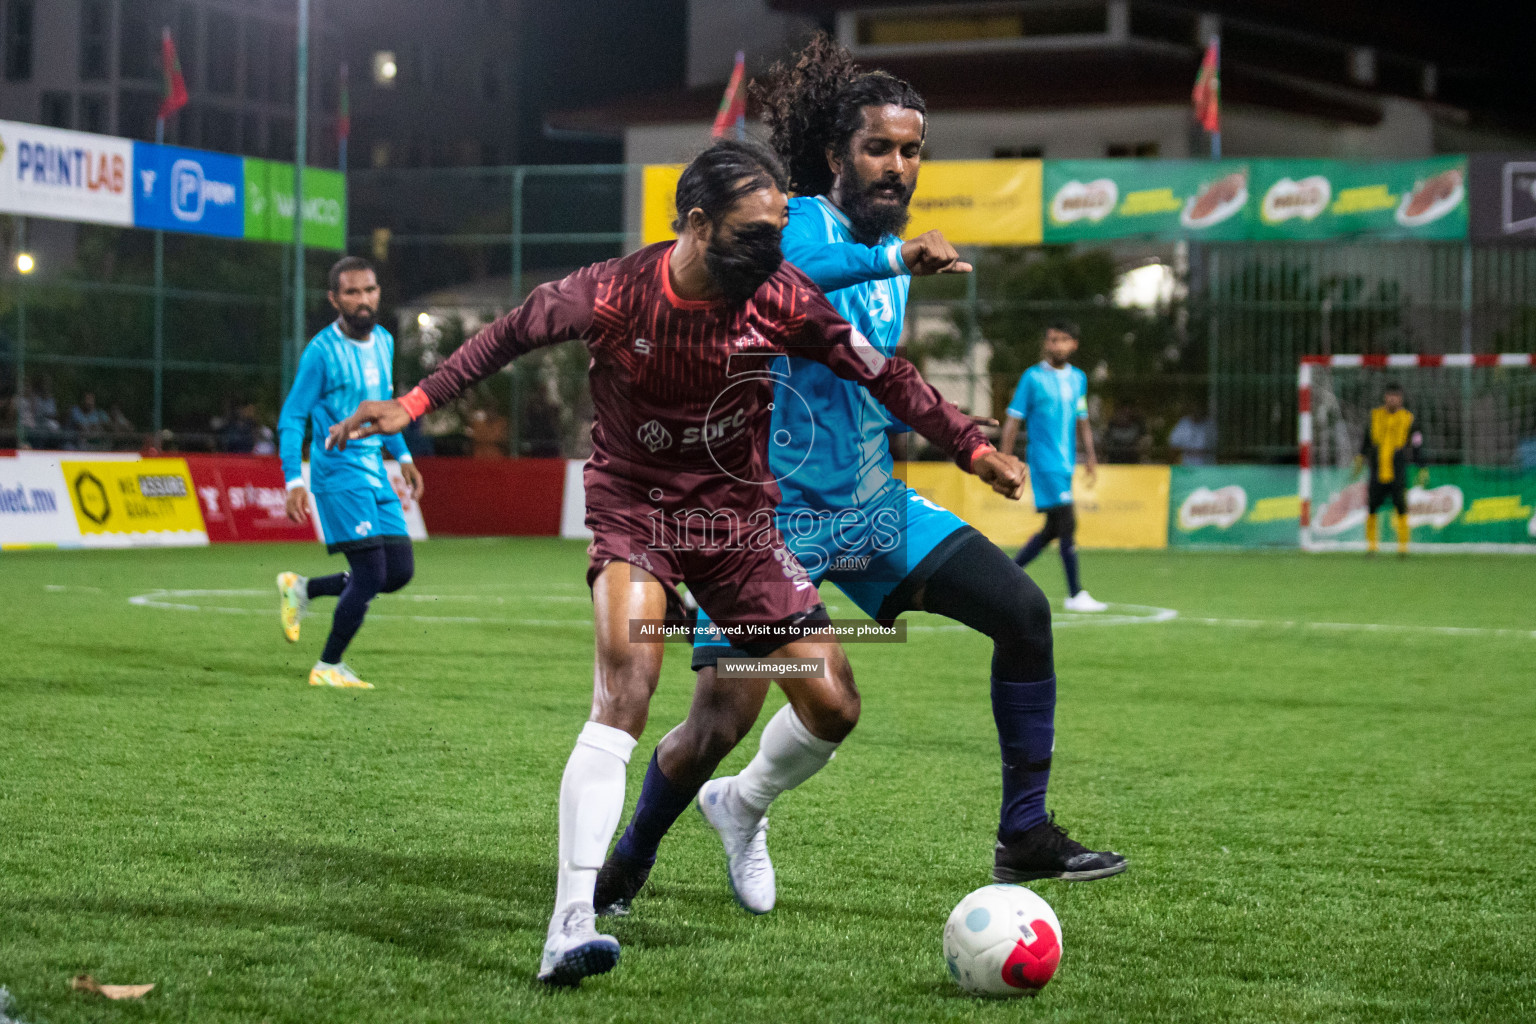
[685,0,816,88]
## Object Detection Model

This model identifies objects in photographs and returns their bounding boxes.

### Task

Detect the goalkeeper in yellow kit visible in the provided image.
[1352,383,1428,555]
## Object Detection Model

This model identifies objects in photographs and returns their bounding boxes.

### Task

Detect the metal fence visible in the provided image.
[6,166,1536,463]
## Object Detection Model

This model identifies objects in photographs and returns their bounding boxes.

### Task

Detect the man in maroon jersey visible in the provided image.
[329,139,1025,986]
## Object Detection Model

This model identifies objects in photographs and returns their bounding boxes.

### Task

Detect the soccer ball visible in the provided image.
[942,884,1062,998]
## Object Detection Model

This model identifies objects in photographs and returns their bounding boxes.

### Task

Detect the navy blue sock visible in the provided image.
[1015,533,1049,568]
[1060,541,1081,596]
[320,548,385,664]
[307,572,349,599]
[613,751,700,868]
[992,675,1055,842]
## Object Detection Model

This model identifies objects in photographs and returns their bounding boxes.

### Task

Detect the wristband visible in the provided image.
[965,443,996,473]
[398,386,431,421]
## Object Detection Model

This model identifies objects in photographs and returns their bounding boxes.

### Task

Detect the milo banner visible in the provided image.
[1169,466,1299,548]
[1308,465,1536,552]
[641,160,1043,245]
[1043,160,1253,242]
[1250,156,1466,241]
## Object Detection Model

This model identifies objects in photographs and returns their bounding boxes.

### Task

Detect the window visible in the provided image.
[5,0,35,81]
[118,3,157,81]
[175,4,198,90]
[1106,142,1160,158]
[482,56,499,100]
[117,88,163,142]
[41,92,72,128]
[206,12,237,95]
[80,0,110,80]
[993,145,1043,159]
[270,24,294,103]
[203,108,237,153]
[79,93,109,133]
[244,20,269,100]
[241,114,262,156]
[857,4,1104,46]
[268,117,293,159]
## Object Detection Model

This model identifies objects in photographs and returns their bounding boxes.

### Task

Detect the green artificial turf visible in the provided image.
[1,539,1532,1023]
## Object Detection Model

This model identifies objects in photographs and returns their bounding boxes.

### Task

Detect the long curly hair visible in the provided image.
[751,33,926,198]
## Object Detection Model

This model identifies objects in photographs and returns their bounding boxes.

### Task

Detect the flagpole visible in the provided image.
[290,0,309,398]
[1210,35,1221,160]
[338,63,349,173]
[153,109,165,443]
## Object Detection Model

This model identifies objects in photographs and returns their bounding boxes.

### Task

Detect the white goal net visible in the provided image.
[1299,354,1536,552]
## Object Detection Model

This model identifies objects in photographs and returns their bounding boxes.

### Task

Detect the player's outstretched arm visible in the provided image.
[783,226,970,293]
[328,399,411,451]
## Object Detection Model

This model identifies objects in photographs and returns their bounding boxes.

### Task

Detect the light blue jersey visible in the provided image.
[1006,362,1088,509]
[278,321,412,495]
[771,195,912,510]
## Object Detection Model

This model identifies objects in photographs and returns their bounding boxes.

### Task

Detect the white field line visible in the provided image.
[125,591,1536,640]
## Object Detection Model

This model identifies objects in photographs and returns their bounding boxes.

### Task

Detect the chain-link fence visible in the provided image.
[6,167,1536,464]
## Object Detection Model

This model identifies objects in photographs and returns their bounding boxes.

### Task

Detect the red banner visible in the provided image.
[414,457,565,536]
[184,454,315,543]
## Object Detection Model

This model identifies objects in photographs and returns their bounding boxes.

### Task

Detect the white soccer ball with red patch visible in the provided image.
[943,884,1062,997]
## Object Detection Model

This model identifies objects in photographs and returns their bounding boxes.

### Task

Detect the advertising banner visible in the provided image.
[243,158,348,250]
[1469,153,1536,244]
[60,458,209,547]
[185,456,316,543]
[901,160,1042,244]
[1250,156,1466,241]
[131,142,245,238]
[898,463,1170,549]
[641,160,1043,246]
[1043,160,1252,243]
[0,118,133,226]
[1307,465,1536,551]
[1169,465,1299,547]
[0,455,82,549]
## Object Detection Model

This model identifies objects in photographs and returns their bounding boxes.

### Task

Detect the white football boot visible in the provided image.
[1063,590,1109,612]
[537,902,620,986]
[697,777,776,914]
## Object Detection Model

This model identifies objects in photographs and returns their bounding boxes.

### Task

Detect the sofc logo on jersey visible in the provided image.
[133,143,244,237]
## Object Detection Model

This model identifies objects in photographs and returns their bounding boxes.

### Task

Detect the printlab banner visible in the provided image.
[1308,464,1536,550]
[641,160,1044,245]
[0,119,344,248]
[1169,465,1299,548]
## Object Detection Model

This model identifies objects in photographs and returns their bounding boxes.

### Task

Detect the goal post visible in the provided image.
[1298,353,1536,553]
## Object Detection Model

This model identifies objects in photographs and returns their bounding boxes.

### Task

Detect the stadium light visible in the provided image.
[15,252,35,274]
[417,312,434,329]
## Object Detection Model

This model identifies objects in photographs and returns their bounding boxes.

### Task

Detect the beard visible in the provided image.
[340,307,377,335]
[705,222,784,304]
[839,171,913,246]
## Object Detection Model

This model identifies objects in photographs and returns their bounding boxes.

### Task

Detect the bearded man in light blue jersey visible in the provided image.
[596,36,1125,917]
[275,256,423,689]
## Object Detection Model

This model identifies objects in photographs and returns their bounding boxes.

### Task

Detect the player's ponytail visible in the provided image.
[753,32,926,198]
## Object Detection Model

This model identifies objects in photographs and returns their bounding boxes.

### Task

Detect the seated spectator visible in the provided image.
[466,407,509,459]
[68,391,111,449]
[220,401,260,453]
[1102,403,1150,464]
[1169,406,1216,465]
[107,403,135,438]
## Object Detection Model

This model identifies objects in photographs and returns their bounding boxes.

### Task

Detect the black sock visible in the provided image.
[1061,541,1081,597]
[1015,533,1048,567]
[320,547,386,664]
[613,752,700,868]
[307,572,349,599]
[993,675,1055,842]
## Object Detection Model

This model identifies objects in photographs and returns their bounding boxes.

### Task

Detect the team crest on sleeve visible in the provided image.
[637,419,674,452]
[849,329,887,374]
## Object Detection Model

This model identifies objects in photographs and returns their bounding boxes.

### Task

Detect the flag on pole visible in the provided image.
[158,27,189,122]
[1191,36,1220,134]
[712,51,747,140]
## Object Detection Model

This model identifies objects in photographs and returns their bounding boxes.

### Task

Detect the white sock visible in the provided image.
[553,721,636,921]
[730,704,839,820]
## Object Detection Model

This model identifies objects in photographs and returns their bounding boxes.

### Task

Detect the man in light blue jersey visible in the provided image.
[1000,322,1107,613]
[596,36,1124,917]
[275,256,423,689]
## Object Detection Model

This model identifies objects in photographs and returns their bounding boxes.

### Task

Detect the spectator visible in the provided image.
[107,403,135,439]
[68,391,111,449]
[221,401,260,453]
[466,406,509,459]
[1102,403,1150,464]
[1169,405,1216,465]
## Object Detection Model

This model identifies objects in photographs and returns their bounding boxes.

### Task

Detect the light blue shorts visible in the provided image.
[314,479,409,553]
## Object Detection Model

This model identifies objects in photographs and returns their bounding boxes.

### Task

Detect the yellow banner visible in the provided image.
[62,458,208,545]
[897,463,1169,549]
[640,159,1044,246]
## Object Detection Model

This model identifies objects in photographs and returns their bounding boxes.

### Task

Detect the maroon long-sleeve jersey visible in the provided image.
[411,242,987,516]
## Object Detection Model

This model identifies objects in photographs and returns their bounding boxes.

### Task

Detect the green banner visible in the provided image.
[1308,465,1536,550]
[1250,156,1466,241]
[1042,157,1468,243]
[1169,466,1300,547]
[1044,160,1253,243]
[243,158,347,250]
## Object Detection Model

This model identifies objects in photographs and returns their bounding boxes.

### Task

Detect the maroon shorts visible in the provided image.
[584,474,823,655]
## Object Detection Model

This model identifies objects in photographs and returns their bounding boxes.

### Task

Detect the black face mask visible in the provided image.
[705,222,784,304]
[839,168,913,247]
